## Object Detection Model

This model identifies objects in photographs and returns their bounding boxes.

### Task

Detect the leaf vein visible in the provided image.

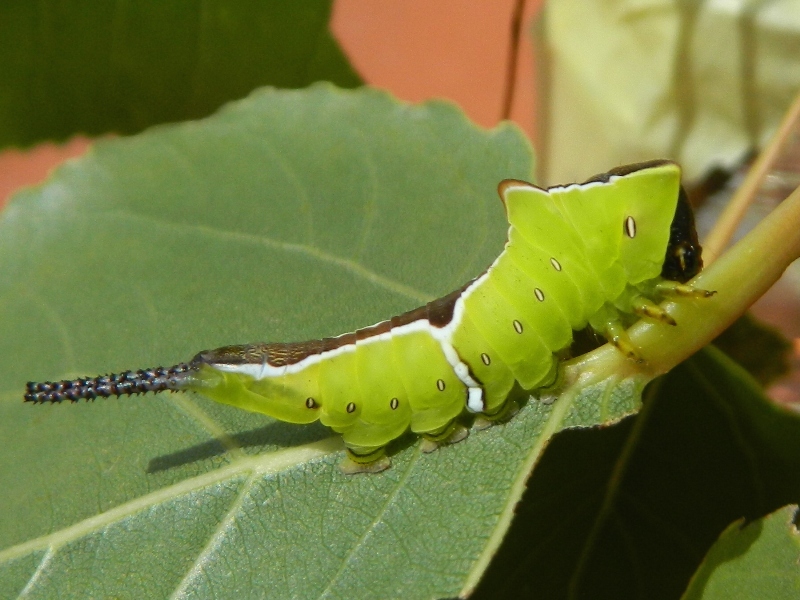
[168,471,260,599]
[17,547,54,599]
[0,438,341,564]
[85,210,432,304]
[317,449,422,599]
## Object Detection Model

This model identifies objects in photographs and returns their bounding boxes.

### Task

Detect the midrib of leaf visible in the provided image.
[85,209,435,304]
[0,436,342,563]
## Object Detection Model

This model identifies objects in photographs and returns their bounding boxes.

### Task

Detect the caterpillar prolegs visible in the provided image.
[25,160,714,473]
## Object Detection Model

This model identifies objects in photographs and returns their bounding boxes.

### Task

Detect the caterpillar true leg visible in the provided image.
[631,296,677,326]
[604,321,644,363]
[656,281,717,299]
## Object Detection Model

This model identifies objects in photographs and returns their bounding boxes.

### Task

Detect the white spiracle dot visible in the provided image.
[624,215,637,238]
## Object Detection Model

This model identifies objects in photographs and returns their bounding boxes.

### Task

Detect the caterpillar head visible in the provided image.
[661,186,703,283]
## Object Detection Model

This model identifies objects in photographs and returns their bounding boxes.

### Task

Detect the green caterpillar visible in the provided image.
[25,160,713,473]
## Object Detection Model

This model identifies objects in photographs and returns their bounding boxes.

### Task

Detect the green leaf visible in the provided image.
[0,83,573,599]
[0,82,675,599]
[0,1,360,148]
[0,82,657,598]
[474,346,800,598]
[682,505,800,599]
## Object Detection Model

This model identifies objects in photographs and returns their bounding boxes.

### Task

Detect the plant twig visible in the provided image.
[703,90,800,265]
[501,0,526,121]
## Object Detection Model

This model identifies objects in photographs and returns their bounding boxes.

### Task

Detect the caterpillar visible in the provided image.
[25,160,713,473]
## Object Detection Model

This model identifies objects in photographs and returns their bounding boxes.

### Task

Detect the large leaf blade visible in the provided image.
[2,84,553,598]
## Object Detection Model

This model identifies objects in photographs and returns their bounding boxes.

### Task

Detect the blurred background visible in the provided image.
[3,1,543,207]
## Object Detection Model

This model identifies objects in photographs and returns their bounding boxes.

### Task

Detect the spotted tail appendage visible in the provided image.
[24,363,198,404]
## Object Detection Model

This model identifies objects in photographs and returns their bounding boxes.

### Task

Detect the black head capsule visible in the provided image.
[662,185,703,283]
[24,362,198,404]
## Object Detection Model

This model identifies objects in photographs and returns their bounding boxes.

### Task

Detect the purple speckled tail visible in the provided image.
[24,363,197,404]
